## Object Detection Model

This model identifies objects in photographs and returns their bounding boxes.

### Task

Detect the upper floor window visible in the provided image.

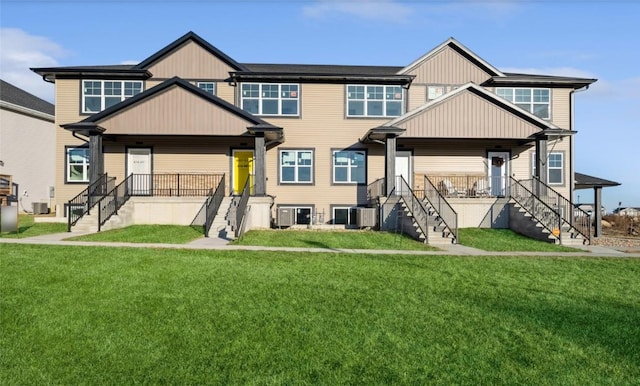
[496,88,550,119]
[333,150,366,184]
[66,146,89,183]
[82,80,143,113]
[196,82,216,95]
[241,83,299,116]
[347,85,403,117]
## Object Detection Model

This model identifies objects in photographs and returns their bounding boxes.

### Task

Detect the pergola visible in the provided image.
[575,172,621,237]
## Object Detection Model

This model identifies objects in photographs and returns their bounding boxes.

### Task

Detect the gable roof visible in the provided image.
[78,76,266,126]
[383,82,562,139]
[485,72,597,89]
[0,79,54,116]
[398,37,504,77]
[134,31,248,72]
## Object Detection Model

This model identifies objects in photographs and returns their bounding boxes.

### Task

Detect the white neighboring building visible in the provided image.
[614,207,640,217]
[0,80,55,213]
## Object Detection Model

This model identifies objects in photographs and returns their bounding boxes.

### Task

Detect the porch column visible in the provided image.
[594,186,603,237]
[535,137,548,185]
[385,134,397,196]
[254,134,266,196]
[88,133,104,186]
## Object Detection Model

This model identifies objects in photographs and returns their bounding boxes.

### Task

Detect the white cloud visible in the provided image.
[302,0,413,23]
[120,60,139,65]
[0,28,68,102]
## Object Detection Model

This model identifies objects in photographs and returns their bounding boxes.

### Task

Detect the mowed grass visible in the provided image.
[0,214,66,238]
[66,225,203,244]
[459,228,583,252]
[233,229,439,250]
[2,244,639,385]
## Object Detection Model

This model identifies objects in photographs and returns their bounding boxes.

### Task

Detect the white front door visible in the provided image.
[488,151,509,196]
[127,148,152,195]
[395,151,411,195]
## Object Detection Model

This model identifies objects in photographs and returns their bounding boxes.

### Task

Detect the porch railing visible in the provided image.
[97,174,134,232]
[67,174,114,231]
[394,175,430,243]
[129,173,224,197]
[203,174,226,237]
[517,177,591,243]
[424,176,458,243]
[424,174,507,198]
[235,176,251,238]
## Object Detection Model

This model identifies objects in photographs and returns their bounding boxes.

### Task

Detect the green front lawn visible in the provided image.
[0,214,67,238]
[2,244,639,384]
[459,228,583,252]
[233,229,438,250]
[66,225,203,244]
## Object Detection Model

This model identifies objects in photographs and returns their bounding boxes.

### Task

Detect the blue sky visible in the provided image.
[1,0,638,211]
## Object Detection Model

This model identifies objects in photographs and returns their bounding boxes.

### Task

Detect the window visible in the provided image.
[496,88,550,119]
[66,147,90,182]
[241,83,299,116]
[346,85,403,117]
[427,85,446,101]
[333,206,358,226]
[280,150,313,183]
[532,152,564,185]
[333,150,366,184]
[196,82,216,95]
[82,80,143,113]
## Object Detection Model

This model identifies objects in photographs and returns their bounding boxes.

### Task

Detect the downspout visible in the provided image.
[569,85,589,203]
[72,131,89,143]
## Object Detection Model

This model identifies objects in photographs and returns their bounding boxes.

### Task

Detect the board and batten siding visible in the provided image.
[97,86,252,136]
[405,46,493,85]
[400,91,543,139]
[144,40,236,80]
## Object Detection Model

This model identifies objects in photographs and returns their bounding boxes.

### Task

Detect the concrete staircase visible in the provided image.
[71,200,134,233]
[208,196,236,240]
[509,200,587,245]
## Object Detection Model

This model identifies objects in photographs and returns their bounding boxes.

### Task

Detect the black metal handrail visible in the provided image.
[67,174,113,231]
[203,174,226,237]
[521,177,591,243]
[235,177,251,238]
[424,176,459,243]
[394,175,430,243]
[510,177,563,241]
[97,174,133,231]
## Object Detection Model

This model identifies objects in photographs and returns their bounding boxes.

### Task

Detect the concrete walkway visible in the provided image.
[1,231,639,258]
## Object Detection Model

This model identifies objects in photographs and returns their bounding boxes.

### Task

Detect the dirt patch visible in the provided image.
[595,215,640,252]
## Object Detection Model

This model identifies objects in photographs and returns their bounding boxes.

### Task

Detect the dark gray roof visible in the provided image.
[0,79,54,115]
[575,172,621,189]
[242,63,404,76]
[486,73,597,88]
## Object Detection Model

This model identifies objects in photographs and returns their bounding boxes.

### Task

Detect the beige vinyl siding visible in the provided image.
[145,80,164,90]
[145,41,236,79]
[400,91,543,139]
[408,84,427,111]
[260,83,388,221]
[54,78,89,209]
[550,88,571,128]
[97,86,252,136]
[216,82,235,105]
[406,46,493,85]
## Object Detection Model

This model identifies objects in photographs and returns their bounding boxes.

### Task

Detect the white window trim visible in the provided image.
[279,149,313,184]
[82,80,143,113]
[332,150,366,184]
[346,85,404,117]
[241,83,300,116]
[196,81,216,95]
[532,151,564,185]
[496,87,551,119]
[66,146,90,183]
